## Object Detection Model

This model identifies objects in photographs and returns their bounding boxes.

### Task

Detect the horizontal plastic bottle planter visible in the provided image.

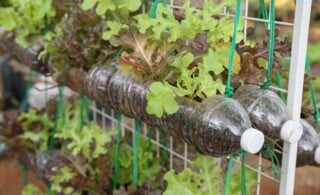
[306,116,320,135]
[272,119,320,167]
[0,37,49,74]
[296,119,320,166]
[78,66,264,156]
[233,84,288,141]
[0,40,265,156]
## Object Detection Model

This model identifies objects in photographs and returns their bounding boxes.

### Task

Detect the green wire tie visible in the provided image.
[261,145,281,179]
[20,162,28,186]
[305,56,320,122]
[159,128,169,161]
[261,0,275,90]
[112,112,122,191]
[148,0,167,19]
[224,0,242,98]
[133,119,142,186]
[223,151,247,195]
[20,70,33,111]
[223,1,247,194]
[275,71,286,102]
[79,95,89,130]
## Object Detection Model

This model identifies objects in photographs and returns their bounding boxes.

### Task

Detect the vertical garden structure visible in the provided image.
[0,0,317,194]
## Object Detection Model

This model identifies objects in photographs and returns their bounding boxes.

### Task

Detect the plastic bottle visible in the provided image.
[233,84,288,141]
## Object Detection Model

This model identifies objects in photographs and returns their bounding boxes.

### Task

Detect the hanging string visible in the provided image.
[112,48,124,62]
[57,87,65,127]
[18,60,34,188]
[159,128,169,161]
[251,0,269,43]
[224,0,242,98]
[70,0,75,10]
[241,153,247,195]
[20,162,28,186]
[261,145,281,179]
[261,0,275,90]
[149,0,159,18]
[223,151,247,195]
[147,127,153,168]
[224,155,235,195]
[48,86,65,150]
[48,110,57,150]
[20,70,33,111]
[305,57,320,122]
[46,182,51,195]
[133,119,142,186]
[223,1,247,194]
[111,43,124,191]
[79,95,89,130]
[260,0,268,28]
[43,14,49,36]
[275,72,286,102]
[42,13,52,194]
[112,112,122,191]
[148,0,167,18]
[256,0,286,102]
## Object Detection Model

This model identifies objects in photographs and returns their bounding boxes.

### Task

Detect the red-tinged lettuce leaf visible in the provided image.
[116,31,174,78]
[233,28,291,84]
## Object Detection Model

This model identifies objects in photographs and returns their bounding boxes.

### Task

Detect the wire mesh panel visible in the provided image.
[0,0,314,194]
[83,0,314,194]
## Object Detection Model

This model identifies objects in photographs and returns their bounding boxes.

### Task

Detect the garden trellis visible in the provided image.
[0,0,316,194]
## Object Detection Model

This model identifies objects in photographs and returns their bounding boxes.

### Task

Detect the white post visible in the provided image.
[279,0,312,195]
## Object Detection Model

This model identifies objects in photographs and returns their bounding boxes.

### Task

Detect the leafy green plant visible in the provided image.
[163,155,257,195]
[111,137,163,188]
[15,101,116,194]
[228,166,258,195]
[56,121,116,162]
[164,155,222,195]
[81,0,142,40]
[44,6,113,75]
[0,0,56,47]
[18,109,53,151]
[142,1,243,117]
[22,184,44,195]
[53,103,116,162]
[146,82,179,118]
[50,166,77,194]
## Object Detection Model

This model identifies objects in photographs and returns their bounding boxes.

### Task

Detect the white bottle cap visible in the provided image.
[314,146,320,164]
[280,120,303,143]
[241,128,265,154]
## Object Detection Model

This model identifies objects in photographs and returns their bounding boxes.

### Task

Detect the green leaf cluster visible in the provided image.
[228,165,258,195]
[22,184,44,195]
[81,0,142,41]
[17,101,117,194]
[164,155,222,195]
[81,0,141,16]
[50,166,77,194]
[56,121,116,162]
[18,109,53,151]
[111,137,162,188]
[171,51,226,99]
[55,104,116,162]
[144,1,243,118]
[0,0,56,47]
[146,82,179,118]
[163,155,258,195]
[135,1,239,45]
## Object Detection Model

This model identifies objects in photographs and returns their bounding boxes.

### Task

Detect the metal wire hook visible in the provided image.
[33,84,59,92]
